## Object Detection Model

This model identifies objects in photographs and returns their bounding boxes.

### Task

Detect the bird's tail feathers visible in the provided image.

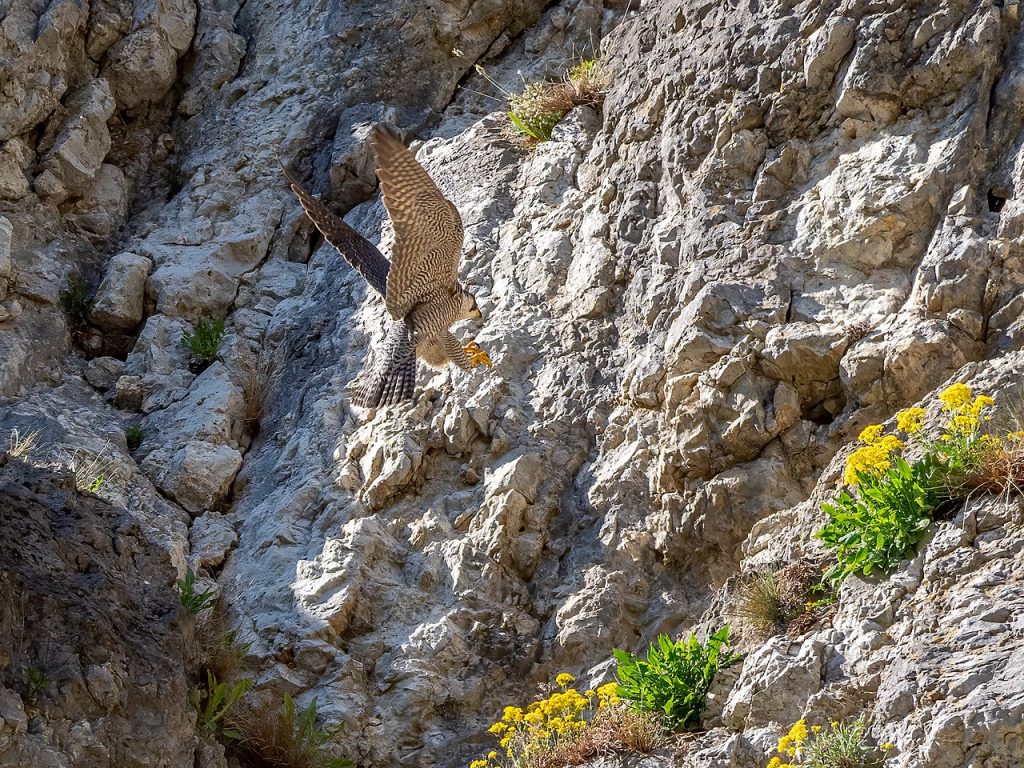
[351,322,417,409]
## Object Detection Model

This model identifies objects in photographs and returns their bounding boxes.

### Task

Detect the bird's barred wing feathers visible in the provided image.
[371,125,464,320]
[283,167,391,297]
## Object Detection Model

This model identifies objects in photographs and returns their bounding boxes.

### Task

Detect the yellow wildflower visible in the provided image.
[584,689,596,698]
[973,394,995,410]
[811,724,822,732]
[882,742,894,750]
[555,673,574,688]
[939,383,973,410]
[470,761,487,768]
[948,413,979,435]
[488,722,506,734]
[858,424,885,444]
[843,434,904,485]
[788,720,808,742]
[896,407,926,434]
[767,758,782,768]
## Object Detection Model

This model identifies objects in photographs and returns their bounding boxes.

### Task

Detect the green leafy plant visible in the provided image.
[230,693,352,768]
[177,566,217,615]
[768,717,891,768]
[182,316,226,373]
[125,424,143,451]
[507,82,566,142]
[613,626,740,731]
[22,666,52,705]
[191,670,253,735]
[817,455,940,586]
[59,273,93,330]
[816,383,1021,587]
[475,58,610,145]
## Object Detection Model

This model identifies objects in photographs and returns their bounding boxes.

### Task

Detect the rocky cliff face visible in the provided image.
[2,0,1023,766]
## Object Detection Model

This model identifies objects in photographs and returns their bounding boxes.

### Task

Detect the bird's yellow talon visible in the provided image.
[464,341,493,369]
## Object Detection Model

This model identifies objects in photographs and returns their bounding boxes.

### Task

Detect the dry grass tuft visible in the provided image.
[730,560,821,638]
[8,428,41,459]
[239,353,275,438]
[529,705,668,768]
[478,59,611,146]
[960,438,1024,497]
[192,597,250,683]
[228,692,351,768]
[945,399,1024,501]
[54,445,119,494]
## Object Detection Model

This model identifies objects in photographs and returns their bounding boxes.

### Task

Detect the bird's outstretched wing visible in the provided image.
[283,169,391,297]
[281,162,419,407]
[371,125,464,320]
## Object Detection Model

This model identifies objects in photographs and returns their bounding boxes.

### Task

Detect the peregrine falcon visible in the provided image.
[284,125,491,408]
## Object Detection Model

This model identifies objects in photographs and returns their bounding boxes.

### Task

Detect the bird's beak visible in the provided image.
[469,307,482,319]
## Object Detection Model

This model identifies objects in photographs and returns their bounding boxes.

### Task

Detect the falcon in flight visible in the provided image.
[283,125,491,408]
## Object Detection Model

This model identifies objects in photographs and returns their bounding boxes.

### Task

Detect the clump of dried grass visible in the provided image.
[532,705,669,768]
[730,560,822,639]
[8,428,40,459]
[228,692,351,768]
[191,597,250,683]
[238,352,275,438]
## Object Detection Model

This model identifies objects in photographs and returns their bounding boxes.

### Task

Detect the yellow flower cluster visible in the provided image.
[938,383,973,409]
[896,407,926,434]
[765,719,811,767]
[938,383,994,437]
[777,719,808,756]
[766,718,893,767]
[473,676,621,768]
[844,426,905,486]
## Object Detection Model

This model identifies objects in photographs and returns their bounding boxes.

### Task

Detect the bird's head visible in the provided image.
[458,287,483,320]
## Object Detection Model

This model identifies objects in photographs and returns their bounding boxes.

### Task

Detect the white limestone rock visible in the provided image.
[89,252,152,332]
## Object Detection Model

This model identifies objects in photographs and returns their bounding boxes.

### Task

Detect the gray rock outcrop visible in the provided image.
[1,0,1023,765]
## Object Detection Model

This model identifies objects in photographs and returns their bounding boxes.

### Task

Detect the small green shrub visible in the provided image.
[59,273,92,329]
[191,670,253,735]
[182,316,226,372]
[125,424,143,451]
[508,82,566,142]
[816,383,1020,586]
[177,566,217,615]
[230,694,352,768]
[22,666,52,705]
[768,717,891,768]
[613,625,740,731]
[476,59,610,145]
[817,456,940,586]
